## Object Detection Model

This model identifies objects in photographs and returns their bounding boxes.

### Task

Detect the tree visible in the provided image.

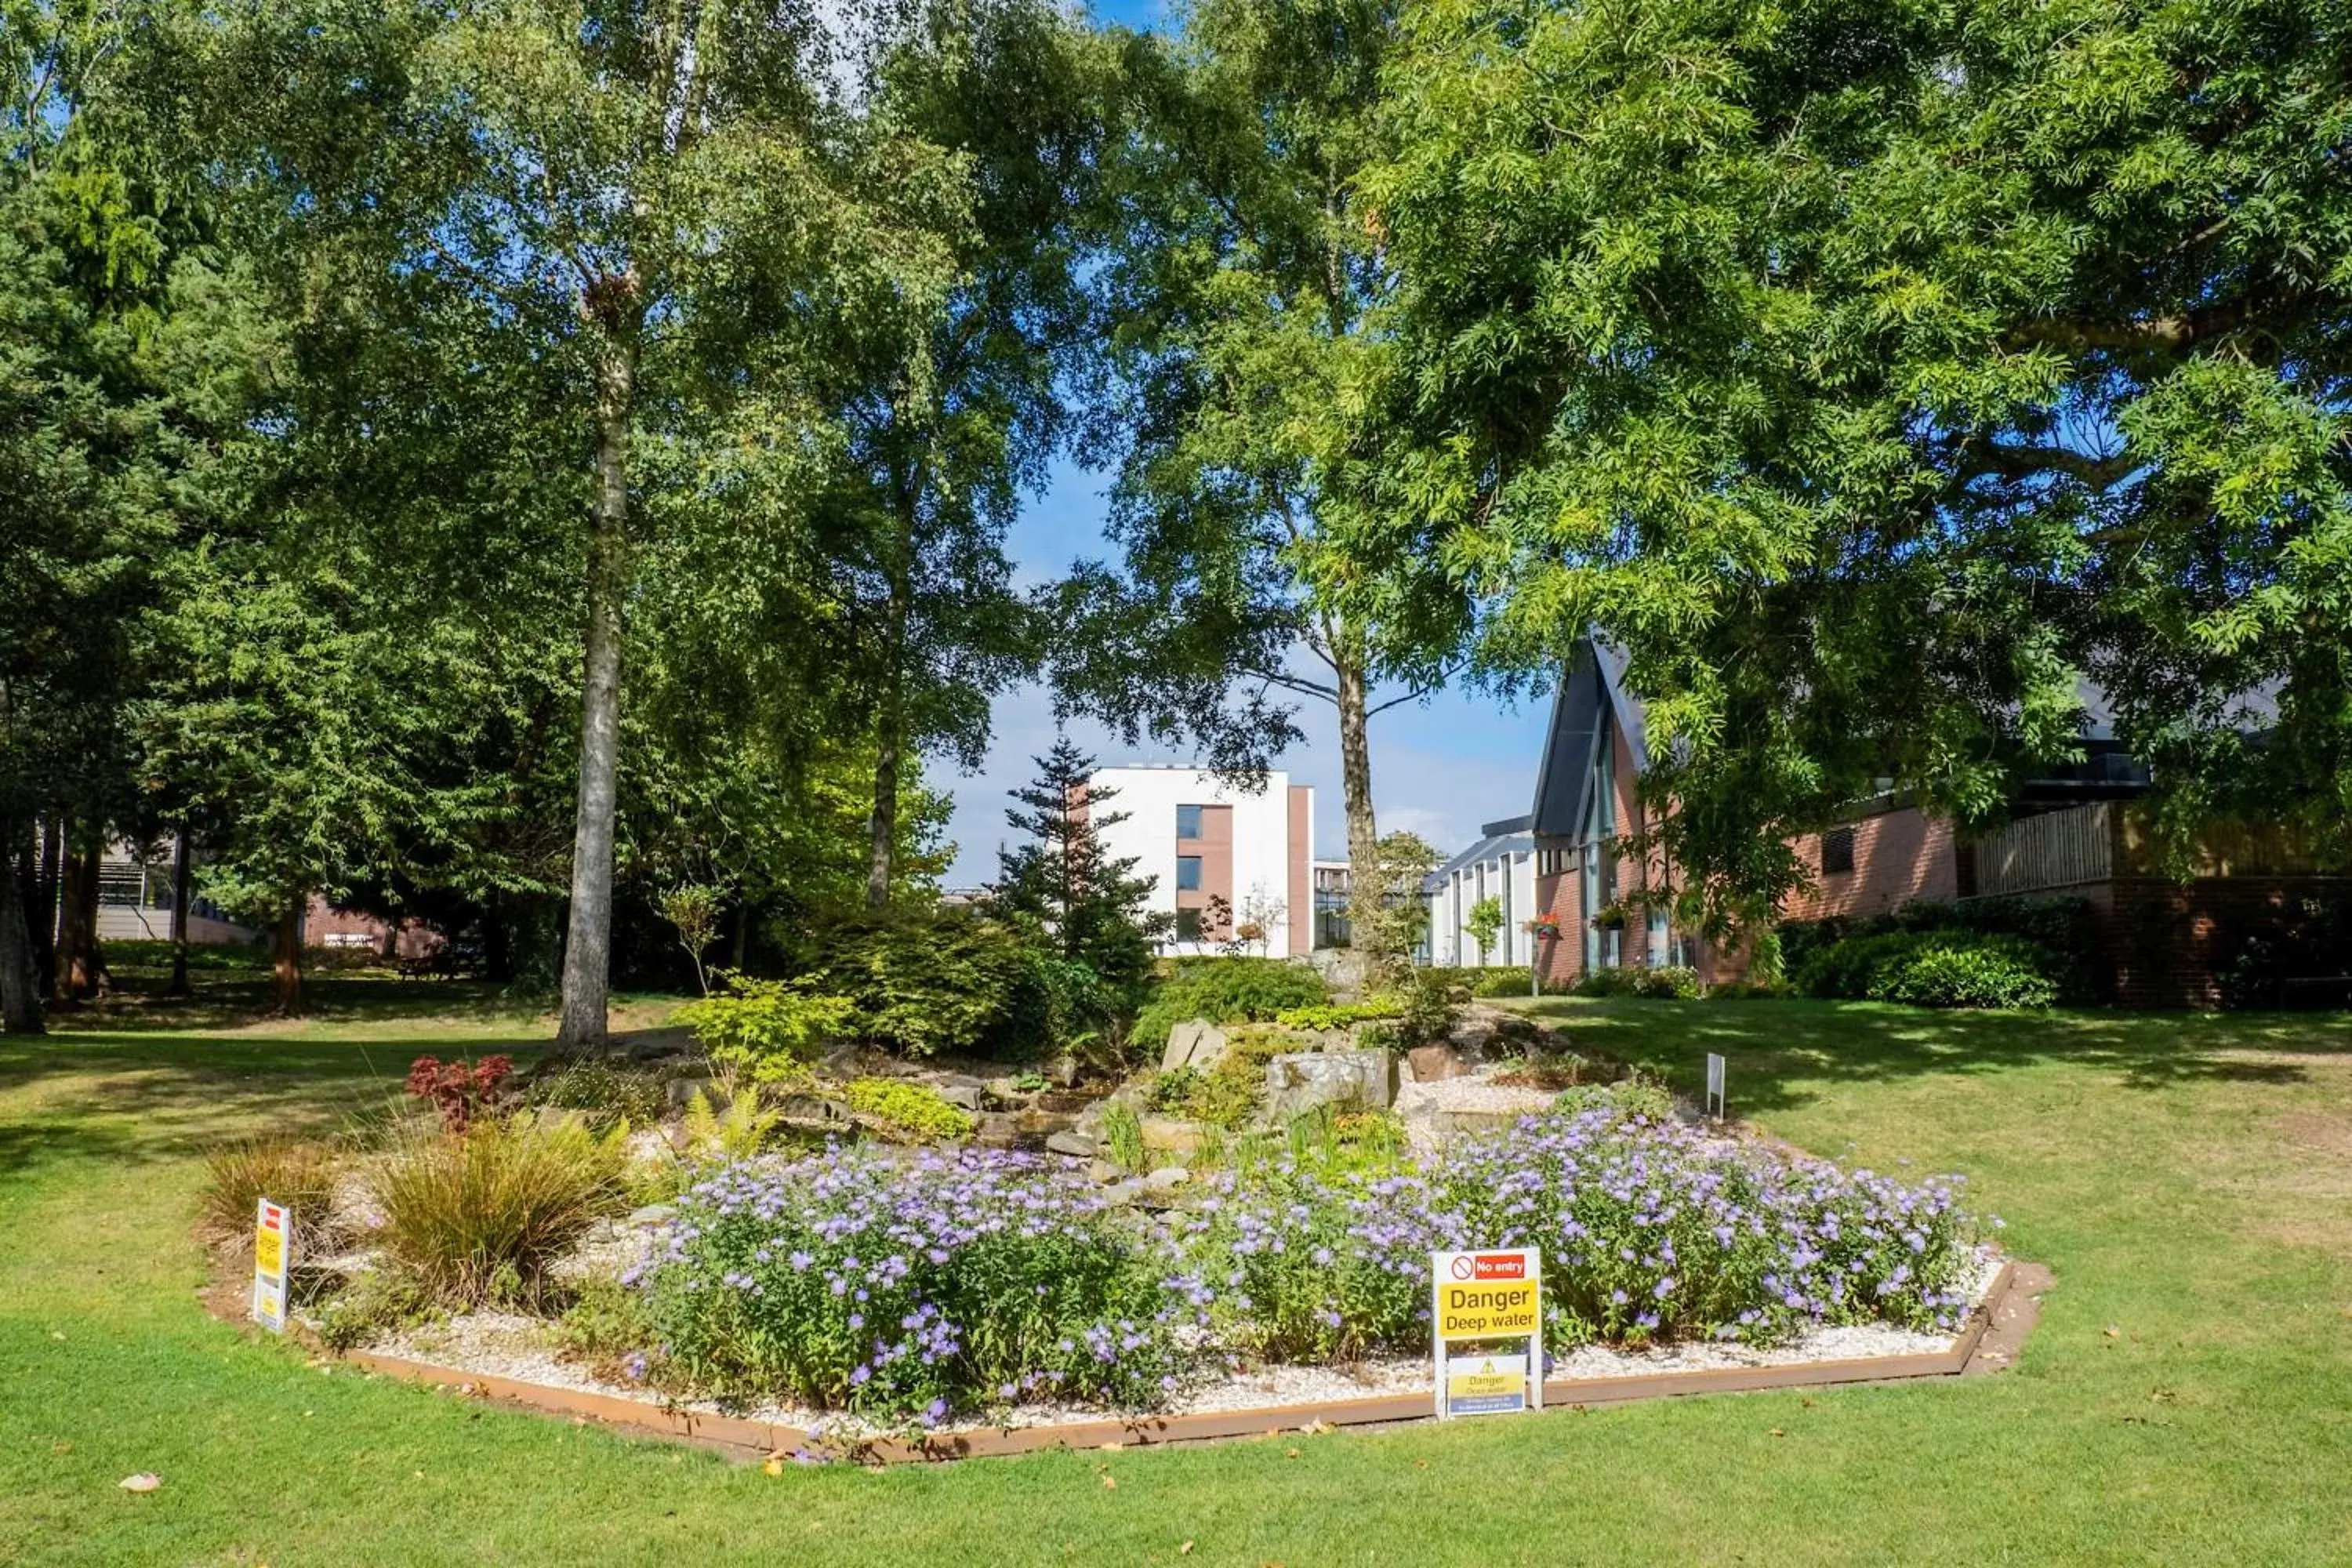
[1359,829,1439,977]
[1465,895,1502,966]
[991,737,1165,995]
[1367,0,2352,930]
[1061,0,1468,956]
[214,0,970,1045]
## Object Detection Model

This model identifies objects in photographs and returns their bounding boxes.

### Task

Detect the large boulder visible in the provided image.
[1261,1048,1396,1121]
[1404,1043,1471,1083]
[1160,1018,1230,1073]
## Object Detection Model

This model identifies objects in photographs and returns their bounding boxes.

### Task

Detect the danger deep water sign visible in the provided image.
[1430,1247,1544,1418]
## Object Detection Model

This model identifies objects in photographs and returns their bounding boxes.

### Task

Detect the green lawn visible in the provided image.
[5,985,2352,1564]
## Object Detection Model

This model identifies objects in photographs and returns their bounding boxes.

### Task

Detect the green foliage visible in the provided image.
[1464,896,1504,964]
[673,976,858,1083]
[992,740,1167,998]
[1798,930,2060,1011]
[1130,959,1328,1049]
[840,1078,975,1144]
[1097,1100,1145,1173]
[197,1139,346,1258]
[523,1061,666,1131]
[657,884,724,995]
[554,1276,663,1387]
[1781,898,2100,1002]
[2216,894,2352,1011]
[1272,999,1400,1032]
[313,1269,434,1353]
[1575,966,1702,1001]
[788,909,1054,1062]
[371,1116,630,1307]
[1142,1025,1296,1130]
[1552,1078,1675,1125]
[1414,965,1552,998]
[679,1089,782,1166]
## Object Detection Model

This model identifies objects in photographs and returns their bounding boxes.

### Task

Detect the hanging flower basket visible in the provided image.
[1523,913,1563,941]
[1591,903,1631,931]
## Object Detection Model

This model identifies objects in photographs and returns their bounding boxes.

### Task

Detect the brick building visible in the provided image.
[1445,635,2345,1007]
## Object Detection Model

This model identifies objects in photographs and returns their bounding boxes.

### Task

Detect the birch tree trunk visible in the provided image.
[557,326,637,1051]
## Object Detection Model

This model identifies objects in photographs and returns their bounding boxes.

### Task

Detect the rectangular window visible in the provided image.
[1176,855,1203,891]
[1176,803,1204,840]
[1822,826,1857,876]
[1174,907,1203,942]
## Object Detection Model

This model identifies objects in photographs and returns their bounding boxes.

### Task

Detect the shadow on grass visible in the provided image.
[41,975,546,1036]
[1523,997,2352,1116]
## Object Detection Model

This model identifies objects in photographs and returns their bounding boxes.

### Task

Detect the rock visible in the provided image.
[973,1112,1022,1149]
[626,1204,675,1229]
[935,1083,985,1112]
[1044,1054,1080,1089]
[1161,1018,1229,1073]
[984,1076,1027,1105]
[1138,1114,1205,1154]
[1142,1166,1190,1192]
[1101,1180,1145,1207]
[1261,1048,1396,1120]
[666,1076,720,1111]
[1046,1130,1098,1158]
[1432,1106,1535,1139]
[1086,1158,1127,1185]
[1405,1044,1471,1083]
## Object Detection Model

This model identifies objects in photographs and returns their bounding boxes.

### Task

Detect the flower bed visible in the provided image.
[622,1107,1984,1424]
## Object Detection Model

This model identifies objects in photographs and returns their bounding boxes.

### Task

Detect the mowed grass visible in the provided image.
[5,982,2352,1565]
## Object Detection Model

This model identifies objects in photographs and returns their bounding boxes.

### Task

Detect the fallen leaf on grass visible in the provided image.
[1284,1447,1300,1459]
[1767,1428,1785,1439]
[763,1457,785,1476]
[118,1474,162,1493]
[1180,1543,1194,1556]
[1102,1473,1116,1491]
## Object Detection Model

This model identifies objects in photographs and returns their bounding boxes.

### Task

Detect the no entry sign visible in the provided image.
[252,1198,290,1334]
[1430,1247,1543,1418]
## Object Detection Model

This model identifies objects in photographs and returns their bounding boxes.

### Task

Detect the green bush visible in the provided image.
[1272,999,1401,1032]
[1411,965,1548,997]
[840,1078,975,1143]
[1098,1100,1145,1171]
[1706,978,1796,1000]
[1142,1025,1296,1129]
[1552,1076,1676,1123]
[372,1116,630,1306]
[1573,964,1701,1000]
[789,909,1058,1060]
[1869,938,2058,1009]
[524,1060,666,1129]
[1781,896,2100,1002]
[673,976,857,1083]
[1130,958,1327,1049]
[1796,928,2060,1009]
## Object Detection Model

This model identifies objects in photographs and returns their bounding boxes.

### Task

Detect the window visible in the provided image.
[1176,803,1204,840]
[1822,826,1857,876]
[1176,855,1203,891]
[1174,907,1203,942]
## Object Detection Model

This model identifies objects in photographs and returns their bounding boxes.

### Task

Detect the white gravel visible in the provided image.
[354,1247,2009,1445]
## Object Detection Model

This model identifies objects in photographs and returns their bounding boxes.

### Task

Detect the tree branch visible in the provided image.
[1969,440,2141,492]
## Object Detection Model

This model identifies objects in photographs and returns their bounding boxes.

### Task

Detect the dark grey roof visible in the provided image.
[1530,633,1648,839]
[1422,827,1534,892]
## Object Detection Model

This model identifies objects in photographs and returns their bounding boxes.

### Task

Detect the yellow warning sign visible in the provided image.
[255,1224,285,1276]
[1436,1279,1539,1339]
[1450,1361,1523,1399]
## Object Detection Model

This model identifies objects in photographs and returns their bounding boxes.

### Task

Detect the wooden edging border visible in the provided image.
[334,1258,2044,1465]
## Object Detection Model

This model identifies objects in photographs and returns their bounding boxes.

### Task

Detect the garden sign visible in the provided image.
[252,1197,290,1334]
[1429,1247,1543,1418]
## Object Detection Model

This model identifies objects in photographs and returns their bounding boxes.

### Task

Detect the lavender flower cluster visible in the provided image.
[630,1109,1980,1420]
[633,1145,1187,1420]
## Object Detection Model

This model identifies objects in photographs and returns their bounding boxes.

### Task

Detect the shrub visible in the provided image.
[840,1079,975,1144]
[1869,938,2057,1009]
[1707,979,1795,1000]
[1396,972,1461,1044]
[787,909,1056,1060]
[198,1139,347,1257]
[1782,896,2100,1003]
[372,1116,630,1305]
[556,1276,663,1385]
[1573,965,1700,1000]
[314,1269,432,1352]
[637,1148,1189,1417]
[1272,999,1400,1032]
[679,1087,782,1165]
[1797,928,2060,1008]
[1412,965,1547,998]
[673,977,858,1083]
[524,1060,666,1129]
[2215,892,2352,1010]
[1130,959,1327,1050]
[1551,1076,1675,1123]
[1142,1025,1296,1130]
[405,1054,514,1132]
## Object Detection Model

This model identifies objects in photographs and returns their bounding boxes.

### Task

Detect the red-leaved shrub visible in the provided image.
[405,1054,514,1131]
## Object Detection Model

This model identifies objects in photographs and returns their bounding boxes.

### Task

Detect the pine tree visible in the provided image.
[992,739,1164,992]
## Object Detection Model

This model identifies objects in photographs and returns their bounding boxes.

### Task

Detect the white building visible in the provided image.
[1083,767,1314,958]
[1422,815,1539,970]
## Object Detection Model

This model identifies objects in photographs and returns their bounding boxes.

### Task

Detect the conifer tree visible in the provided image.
[992,739,1164,993]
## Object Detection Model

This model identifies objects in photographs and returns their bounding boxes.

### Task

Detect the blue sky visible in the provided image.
[932,0,1554,884]
[938,456,1554,883]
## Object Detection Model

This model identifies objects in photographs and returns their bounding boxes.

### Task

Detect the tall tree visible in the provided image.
[1367,0,2352,928]
[218,0,966,1044]
[992,737,1163,994]
[1063,0,1466,959]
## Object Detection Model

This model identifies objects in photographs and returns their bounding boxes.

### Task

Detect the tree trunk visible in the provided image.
[166,830,192,997]
[1334,643,1385,967]
[272,899,303,1014]
[731,899,750,970]
[32,813,59,993]
[53,818,101,1003]
[557,330,636,1051]
[1,816,45,1033]
[483,892,514,984]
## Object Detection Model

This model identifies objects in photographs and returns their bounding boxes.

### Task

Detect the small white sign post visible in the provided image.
[1705,1052,1726,1120]
[252,1197,291,1334]
[1430,1247,1543,1419]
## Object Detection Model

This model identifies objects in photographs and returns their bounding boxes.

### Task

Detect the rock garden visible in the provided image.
[197,964,2009,1456]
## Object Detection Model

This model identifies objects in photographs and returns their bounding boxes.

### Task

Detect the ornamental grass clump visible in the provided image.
[374,1115,630,1306]
[1436,1109,1976,1347]
[637,1146,1189,1421]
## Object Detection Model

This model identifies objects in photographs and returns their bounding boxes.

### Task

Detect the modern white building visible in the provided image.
[1083,767,1314,958]
[1422,815,1540,970]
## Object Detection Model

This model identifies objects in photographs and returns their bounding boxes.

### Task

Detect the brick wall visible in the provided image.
[1780,807,1958,924]
[2100,876,2352,1008]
